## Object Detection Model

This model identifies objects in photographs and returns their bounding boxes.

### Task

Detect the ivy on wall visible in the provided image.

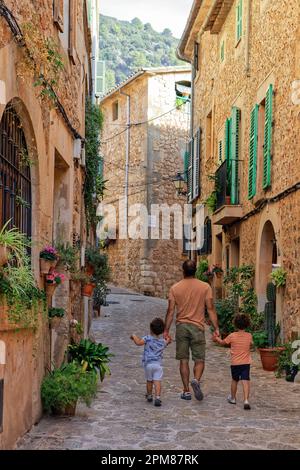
[84,99,106,235]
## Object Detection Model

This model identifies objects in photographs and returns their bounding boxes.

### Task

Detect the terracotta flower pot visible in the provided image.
[82,283,95,297]
[46,283,57,298]
[40,258,57,274]
[64,402,77,416]
[49,316,62,329]
[225,195,231,205]
[258,347,285,371]
[0,245,8,266]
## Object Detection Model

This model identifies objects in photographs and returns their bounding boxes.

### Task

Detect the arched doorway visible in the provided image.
[257,220,277,311]
[0,104,32,237]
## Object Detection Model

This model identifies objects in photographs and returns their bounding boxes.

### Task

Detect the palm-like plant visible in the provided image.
[68,339,113,382]
[0,219,31,265]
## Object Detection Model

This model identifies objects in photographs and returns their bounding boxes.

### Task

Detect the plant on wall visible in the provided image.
[270,267,287,287]
[84,99,106,234]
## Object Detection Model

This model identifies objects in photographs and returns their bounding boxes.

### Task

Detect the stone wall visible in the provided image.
[184,0,300,338]
[101,69,190,297]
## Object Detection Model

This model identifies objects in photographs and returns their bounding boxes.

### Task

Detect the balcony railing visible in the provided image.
[215,161,229,210]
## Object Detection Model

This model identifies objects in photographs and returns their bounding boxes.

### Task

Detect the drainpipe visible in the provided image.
[120,91,131,236]
[245,0,252,76]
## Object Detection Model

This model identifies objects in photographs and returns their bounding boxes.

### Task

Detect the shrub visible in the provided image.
[68,339,113,382]
[41,363,97,413]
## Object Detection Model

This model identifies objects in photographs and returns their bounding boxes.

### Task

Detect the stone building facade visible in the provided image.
[0,0,94,449]
[178,0,300,339]
[100,67,191,297]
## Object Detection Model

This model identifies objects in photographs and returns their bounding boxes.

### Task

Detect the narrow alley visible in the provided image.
[18,287,300,451]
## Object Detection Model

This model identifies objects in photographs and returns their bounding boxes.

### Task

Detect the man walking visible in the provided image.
[164,260,219,401]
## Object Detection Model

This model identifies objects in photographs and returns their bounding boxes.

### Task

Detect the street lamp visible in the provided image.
[173,172,187,196]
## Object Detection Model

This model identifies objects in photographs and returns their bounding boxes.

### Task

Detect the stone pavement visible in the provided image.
[18,287,300,450]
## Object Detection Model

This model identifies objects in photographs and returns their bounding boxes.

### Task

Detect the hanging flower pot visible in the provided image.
[40,246,59,274]
[82,283,96,297]
[0,245,8,266]
[85,264,95,276]
[46,283,57,298]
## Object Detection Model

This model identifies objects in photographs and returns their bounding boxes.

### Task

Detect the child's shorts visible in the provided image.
[144,362,163,381]
[231,364,250,381]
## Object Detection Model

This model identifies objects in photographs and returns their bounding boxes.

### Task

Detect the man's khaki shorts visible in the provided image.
[176,323,206,362]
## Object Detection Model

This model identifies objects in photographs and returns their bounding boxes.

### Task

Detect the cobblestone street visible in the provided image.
[18,287,300,450]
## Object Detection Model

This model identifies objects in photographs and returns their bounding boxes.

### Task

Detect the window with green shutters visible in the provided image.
[225,117,232,195]
[248,104,259,199]
[236,0,243,43]
[263,84,273,189]
[230,107,241,205]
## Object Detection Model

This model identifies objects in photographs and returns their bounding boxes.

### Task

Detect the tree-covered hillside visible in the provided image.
[100,15,183,91]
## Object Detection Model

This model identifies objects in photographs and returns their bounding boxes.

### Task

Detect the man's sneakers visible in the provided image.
[191,379,204,401]
[227,395,236,405]
[180,391,192,400]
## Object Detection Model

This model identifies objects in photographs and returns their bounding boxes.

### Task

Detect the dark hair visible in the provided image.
[182,260,196,277]
[234,313,251,330]
[150,318,165,336]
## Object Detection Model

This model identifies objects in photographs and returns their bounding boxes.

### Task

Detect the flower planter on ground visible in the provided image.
[258,347,285,372]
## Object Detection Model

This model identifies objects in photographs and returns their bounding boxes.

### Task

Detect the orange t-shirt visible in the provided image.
[224,331,253,365]
[169,278,213,330]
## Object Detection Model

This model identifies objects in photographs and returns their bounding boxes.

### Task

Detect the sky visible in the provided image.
[100,0,194,38]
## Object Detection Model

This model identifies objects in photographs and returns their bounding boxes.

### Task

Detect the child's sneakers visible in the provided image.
[227,395,236,405]
[244,401,251,410]
[154,397,162,407]
[146,394,153,403]
[180,391,192,400]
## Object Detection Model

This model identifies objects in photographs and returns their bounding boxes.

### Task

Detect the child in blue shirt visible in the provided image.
[131,317,170,407]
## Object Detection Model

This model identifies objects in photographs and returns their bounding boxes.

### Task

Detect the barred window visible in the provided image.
[0,105,32,238]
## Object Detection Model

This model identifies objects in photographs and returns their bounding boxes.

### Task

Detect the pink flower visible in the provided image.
[46,271,65,285]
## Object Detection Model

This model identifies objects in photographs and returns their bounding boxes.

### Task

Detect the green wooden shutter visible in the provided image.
[248,104,259,199]
[187,138,193,202]
[236,0,243,42]
[184,150,189,182]
[225,118,232,196]
[263,84,273,189]
[230,107,241,205]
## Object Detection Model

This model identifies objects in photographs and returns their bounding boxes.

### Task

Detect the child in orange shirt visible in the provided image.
[213,313,253,410]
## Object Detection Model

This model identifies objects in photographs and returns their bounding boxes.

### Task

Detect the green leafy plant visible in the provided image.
[41,362,97,414]
[275,342,299,380]
[48,307,65,319]
[215,297,236,336]
[85,247,110,284]
[270,267,287,287]
[68,339,113,382]
[84,99,105,234]
[195,259,210,283]
[40,245,58,261]
[252,331,268,349]
[205,191,217,214]
[55,242,79,272]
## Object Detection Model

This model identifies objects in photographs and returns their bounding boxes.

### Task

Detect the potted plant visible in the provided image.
[82,275,96,297]
[275,342,299,382]
[215,296,235,339]
[205,191,217,214]
[48,307,65,328]
[70,271,89,291]
[196,259,210,283]
[257,282,285,371]
[41,362,97,416]
[270,267,287,288]
[45,270,66,297]
[212,264,223,278]
[0,219,30,267]
[40,245,59,274]
[68,339,113,382]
